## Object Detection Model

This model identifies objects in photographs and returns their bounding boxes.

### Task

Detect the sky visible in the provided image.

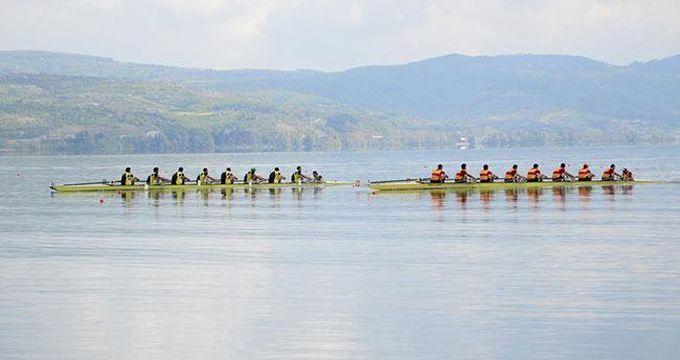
[1,0,679,71]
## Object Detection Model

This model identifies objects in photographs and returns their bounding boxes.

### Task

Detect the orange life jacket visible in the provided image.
[602,168,615,180]
[455,169,468,181]
[504,169,517,180]
[527,168,541,180]
[430,169,445,182]
[622,170,633,181]
[578,168,591,180]
[552,167,565,179]
[479,169,492,181]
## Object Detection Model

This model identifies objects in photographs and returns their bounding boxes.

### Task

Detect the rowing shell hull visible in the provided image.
[367,180,660,191]
[51,181,352,193]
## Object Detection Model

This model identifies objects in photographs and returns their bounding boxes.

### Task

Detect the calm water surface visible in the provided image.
[1,146,679,359]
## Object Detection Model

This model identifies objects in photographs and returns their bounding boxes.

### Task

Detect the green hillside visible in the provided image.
[0,51,678,154]
[0,73,450,154]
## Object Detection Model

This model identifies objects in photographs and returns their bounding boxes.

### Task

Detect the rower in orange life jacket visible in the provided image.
[454,163,477,183]
[578,164,594,181]
[504,164,526,183]
[430,164,448,183]
[479,164,498,183]
[622,168,634,181]
[602,164,622,181]
[526,163,546,182]
[551,163,575,182]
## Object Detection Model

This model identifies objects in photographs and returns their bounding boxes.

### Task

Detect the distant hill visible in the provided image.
[0,51,678,154]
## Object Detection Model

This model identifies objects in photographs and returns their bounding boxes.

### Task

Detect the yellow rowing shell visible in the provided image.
[51,181,353,193]
[367,180,661,192]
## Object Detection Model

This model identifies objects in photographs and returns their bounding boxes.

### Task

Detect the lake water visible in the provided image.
[1,146,679,359]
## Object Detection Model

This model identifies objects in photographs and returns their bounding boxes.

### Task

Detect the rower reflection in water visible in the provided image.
[552,187,568,201]
[430,191,446,209]
[171,189,186,203]
[578,186,593,203]
[527,187,544,205]
[504,189,520,204]
[268,188,283,198]
[455,191,470,209]
[221,188,235,200]
[602,185,616,197]
[120,190,135,202]
[480,190,493,210]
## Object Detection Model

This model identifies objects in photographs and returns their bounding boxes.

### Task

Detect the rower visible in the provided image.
[551,163,575,182]
[578,164,594,181]
[146,167,169,185]
[221,167,236,184]
[526,163,547,182]
[244,168,265,184]
[197,168,217,185]
[479,164,498,183]
[171,167,189,185]
[430,164,448,183]
[454,163,478,183]
[268,167,285,183]
[291,166,312,183]
[504,164,526,183]
[622,168,634,181]
[312,171,324,183]
[602,164,622,181]
[121,167,140,186]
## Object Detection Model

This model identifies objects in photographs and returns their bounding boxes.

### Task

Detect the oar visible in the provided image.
[62,179,120,186]
[369,178,426,184]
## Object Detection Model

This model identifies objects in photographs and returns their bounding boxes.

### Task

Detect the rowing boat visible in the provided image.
[51,181,352,193]
[367,179,661,192]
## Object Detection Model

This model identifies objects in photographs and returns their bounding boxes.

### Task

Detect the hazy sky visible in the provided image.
[1,0,679,71]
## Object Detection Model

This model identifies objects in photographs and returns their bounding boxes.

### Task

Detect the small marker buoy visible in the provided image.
[16,173,20,176]
[99,198,105,204]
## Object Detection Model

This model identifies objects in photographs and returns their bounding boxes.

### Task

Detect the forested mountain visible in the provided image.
[0,51,678,154]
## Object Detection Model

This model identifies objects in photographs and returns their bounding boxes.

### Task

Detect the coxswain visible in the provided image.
[146,167,169,185]
[268,167,285,183]
[171,167,189,185]
[526,163,547,182]
[291,166,312,183]
[479,164,499,183]
[430,164,448,183]
[121,167,140,186]
[244,168,265,184]
[622,168,634,181]
[454,163,477,183]
[578,164,594,181]
[551,163,575,182]
[504,164,526,183]
[196,168,217,185]
[602,164,622,181]
[312,171,324,183]
[221,167,236,184]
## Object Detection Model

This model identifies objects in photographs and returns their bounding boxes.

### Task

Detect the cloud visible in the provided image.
[0,0,678,70]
